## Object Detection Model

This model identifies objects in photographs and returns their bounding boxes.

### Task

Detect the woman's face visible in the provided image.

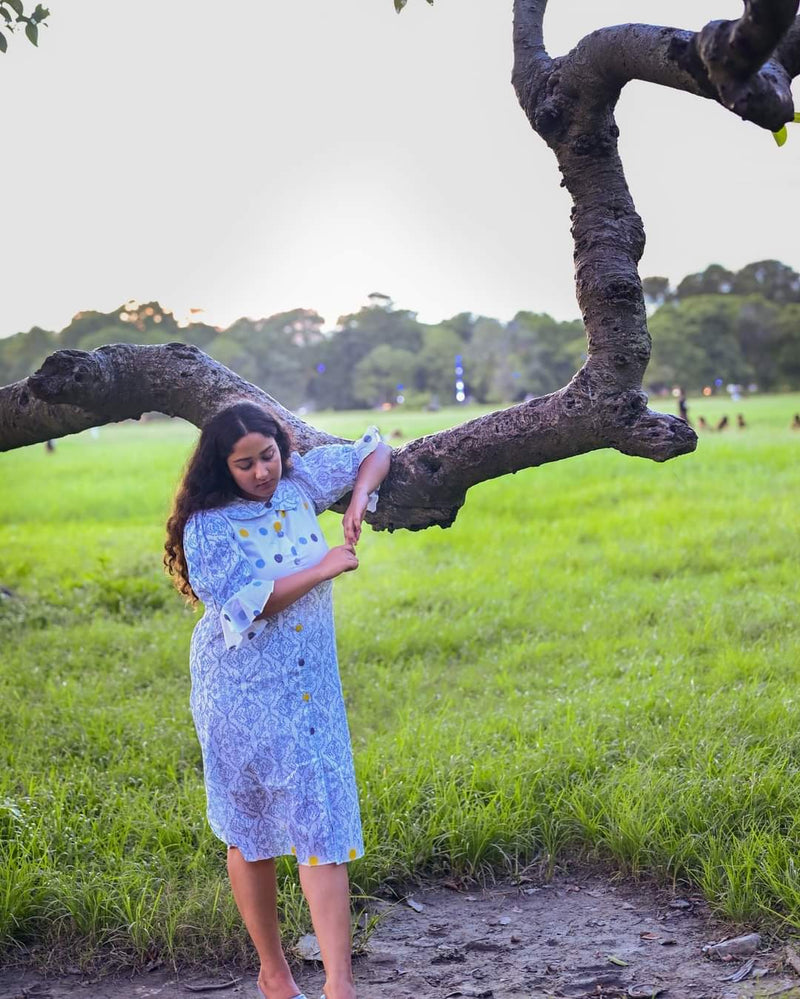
[226,432,283,502]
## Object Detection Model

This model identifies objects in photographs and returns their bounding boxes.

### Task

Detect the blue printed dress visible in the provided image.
[183,430,383,865]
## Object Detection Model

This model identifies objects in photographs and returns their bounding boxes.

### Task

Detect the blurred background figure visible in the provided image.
[677,387,689,424]
[792,414,800,431]
[44,439,55,453]
[697,416,709,431]
[716,415,729,432]
[737,414,747,430]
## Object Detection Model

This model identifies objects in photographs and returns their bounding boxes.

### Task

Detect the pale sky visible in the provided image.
[2,0,799,337]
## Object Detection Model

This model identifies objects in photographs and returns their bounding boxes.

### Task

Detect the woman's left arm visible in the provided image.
[343,442,392,546]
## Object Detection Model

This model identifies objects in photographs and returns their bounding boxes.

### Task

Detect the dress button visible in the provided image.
[298,658,305,666]
[309,727,315,734]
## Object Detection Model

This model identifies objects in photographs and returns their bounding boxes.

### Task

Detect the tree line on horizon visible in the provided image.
[2,259,799,411]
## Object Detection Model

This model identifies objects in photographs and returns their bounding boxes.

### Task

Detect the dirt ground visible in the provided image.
[3,868,800,999]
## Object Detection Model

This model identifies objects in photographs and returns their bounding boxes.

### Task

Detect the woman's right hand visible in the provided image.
[318,544,359,580]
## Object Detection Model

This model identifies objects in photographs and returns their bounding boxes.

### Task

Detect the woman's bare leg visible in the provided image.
[298,862,355,999]
[226,847,302,999]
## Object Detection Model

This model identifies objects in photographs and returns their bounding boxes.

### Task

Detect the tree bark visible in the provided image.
[3,1,799,531]
[0,342,695,531]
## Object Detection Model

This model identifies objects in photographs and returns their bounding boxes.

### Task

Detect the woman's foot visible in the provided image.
[256,969,304,999]
[318,977,356,999]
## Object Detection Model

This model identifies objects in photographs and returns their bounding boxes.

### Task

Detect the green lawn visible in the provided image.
[1,392,799,968]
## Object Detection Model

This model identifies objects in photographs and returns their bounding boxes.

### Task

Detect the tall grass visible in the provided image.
[0,393,799,968]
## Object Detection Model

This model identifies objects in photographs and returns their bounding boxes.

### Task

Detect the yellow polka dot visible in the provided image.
[348,848,357,861]
[309,855,319,866]
[239,528,249,537]
[295,623,303,632]
[302,692,310,702]
[280,510,286,517]
[290,845,297,856]
[273,521,282,531]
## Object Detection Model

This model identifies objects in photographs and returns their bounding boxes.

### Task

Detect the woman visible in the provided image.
[165,401,392,999]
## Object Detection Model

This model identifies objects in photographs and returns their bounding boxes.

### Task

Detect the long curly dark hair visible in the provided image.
[164,402,294,603]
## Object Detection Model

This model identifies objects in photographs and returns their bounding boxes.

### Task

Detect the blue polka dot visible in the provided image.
[277,530,284,538]
[259,528,268,535]
[294,558,301,565]
[253,580,262,587]
[299,537,307,545]
[310,533,318,542]
[290,546,297,555]
[255,559,265,568]
[266,501,272,508]
[274,554,283,563]
[363,434,372,442]
[223,613,231,621]
[247,632,255,639]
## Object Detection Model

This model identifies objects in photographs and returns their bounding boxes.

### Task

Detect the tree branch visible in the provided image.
[0,344,696,533]
[508,0,798,465]
[511,0,551,104]
[776,14,800,75]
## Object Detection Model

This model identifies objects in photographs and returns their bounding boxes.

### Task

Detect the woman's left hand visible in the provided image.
[343,489,370,546]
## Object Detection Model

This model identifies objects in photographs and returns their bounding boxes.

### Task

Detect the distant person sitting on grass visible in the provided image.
[164,402,391,999]
[792,413,800,431]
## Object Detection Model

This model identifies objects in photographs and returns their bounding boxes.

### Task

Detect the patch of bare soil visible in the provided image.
[3,869,800,999]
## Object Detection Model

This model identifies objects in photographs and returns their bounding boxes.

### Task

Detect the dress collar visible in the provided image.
[222,477,301,520]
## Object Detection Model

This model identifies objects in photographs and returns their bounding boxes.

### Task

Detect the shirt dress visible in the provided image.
[183,429,383,865]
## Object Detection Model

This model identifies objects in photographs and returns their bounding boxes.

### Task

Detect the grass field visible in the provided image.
[1,392,799,969]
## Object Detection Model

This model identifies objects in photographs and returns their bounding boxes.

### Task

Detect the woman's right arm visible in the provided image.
[256,544,358,619]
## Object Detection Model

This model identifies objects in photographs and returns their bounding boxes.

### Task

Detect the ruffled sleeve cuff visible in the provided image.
[352,425,383,513]
[288,425,386,514]
[220,578,274,651]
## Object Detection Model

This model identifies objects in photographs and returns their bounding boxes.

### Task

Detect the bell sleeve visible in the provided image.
[183,510,273,650]
[288,426,384,514]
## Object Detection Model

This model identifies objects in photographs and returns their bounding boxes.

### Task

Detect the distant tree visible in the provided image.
[675,264,736,300]
[0,326,57,385]
[310,302,423,410]
[774,304,800,385]
[642,277,672,308]
[649,297,754,390]
[507,312,586,399]
[414,325,467,402]
[732,259,800,303]
[734,295,783,388]
[353,344,417,407]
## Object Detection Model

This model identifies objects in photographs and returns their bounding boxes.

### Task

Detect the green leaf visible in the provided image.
[0,8,11,22]
[795,112,800,124]
[0,29,6,53]
[24,19,37,45]
[773,125,788,147]
[394,0,407,11]
[32,3,48,22]
[4,0,23,16]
